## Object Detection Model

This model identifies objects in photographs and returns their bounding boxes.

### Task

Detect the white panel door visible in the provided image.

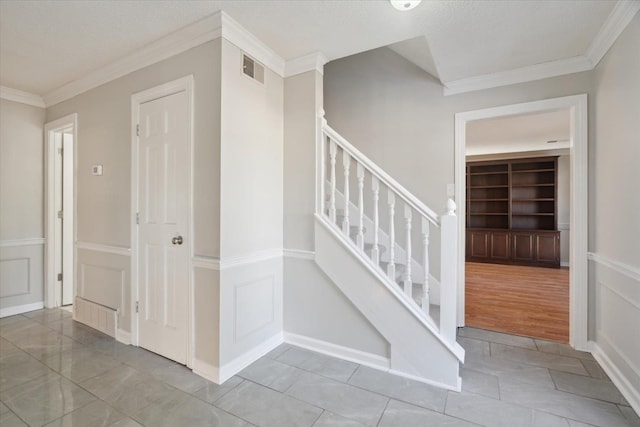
[137,90,189,364]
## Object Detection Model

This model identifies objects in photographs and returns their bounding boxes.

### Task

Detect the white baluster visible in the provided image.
[371,177,380,265]
[342,152,351,236]
[328,140,337,224]
[421,217,430,315]
[356,163,365,250]
[403,203,412,298]
[387,190,396,280]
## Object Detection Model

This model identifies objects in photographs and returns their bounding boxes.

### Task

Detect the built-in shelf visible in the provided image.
[511,168,555,173]
[512,183,555,187]
[466,156,559,268]
[512,213,554,216]
[469,171,509,176]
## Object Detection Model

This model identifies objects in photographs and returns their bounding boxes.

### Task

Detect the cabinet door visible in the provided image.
[535,232,560,265]
[468,231,489,259]
[511,232,534,262]
[490,231,510,261]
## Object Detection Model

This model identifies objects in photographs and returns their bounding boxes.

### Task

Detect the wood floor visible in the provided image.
[465,262,569,343]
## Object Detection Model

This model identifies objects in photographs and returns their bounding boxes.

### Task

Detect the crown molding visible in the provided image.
[284,52,329,77]
[43,11,288,107]
[443,56,592,96]
[443,0,638,96]
[586,0,640,68]
[219,12,285,76]
[0,86,45,108]
[44,14,223,107]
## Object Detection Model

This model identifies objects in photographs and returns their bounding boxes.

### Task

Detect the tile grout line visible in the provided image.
[309,409,326,427]
[375,397,391,427]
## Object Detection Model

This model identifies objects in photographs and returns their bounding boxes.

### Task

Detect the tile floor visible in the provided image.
[0,308,638,427]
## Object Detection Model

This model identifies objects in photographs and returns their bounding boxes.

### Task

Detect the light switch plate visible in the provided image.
[447,183,455,197]
[92,165,103,176]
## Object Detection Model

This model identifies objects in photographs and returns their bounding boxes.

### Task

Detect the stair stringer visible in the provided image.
[315,217,464,391]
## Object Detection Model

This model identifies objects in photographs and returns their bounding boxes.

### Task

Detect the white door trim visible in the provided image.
[131,75,195,367]
[454,94,589,350]
[44,113,78,309]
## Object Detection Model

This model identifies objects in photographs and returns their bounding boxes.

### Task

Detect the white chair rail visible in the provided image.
[315,111,458,344]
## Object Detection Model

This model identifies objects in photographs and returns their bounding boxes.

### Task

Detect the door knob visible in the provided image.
[172,235,183,245]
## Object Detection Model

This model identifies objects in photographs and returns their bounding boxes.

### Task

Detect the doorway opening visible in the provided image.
[464,110,571,342]
[455,95,588,350]
[44,114,77,309]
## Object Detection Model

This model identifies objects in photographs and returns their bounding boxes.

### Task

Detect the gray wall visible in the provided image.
[324,20,640,405]
[219,39,283,258]
[325,48,593,213]
[46,40,222,333]
[217,39,284,368]
[0,99,45,314]
[283,70,389,357]
[0,99,45,241]
[324,48,593,276]
[47,40,221,256]
[590,13,640,404]
[283,71,321,251]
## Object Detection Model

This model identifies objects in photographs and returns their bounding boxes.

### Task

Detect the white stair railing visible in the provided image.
[316,111,458,343]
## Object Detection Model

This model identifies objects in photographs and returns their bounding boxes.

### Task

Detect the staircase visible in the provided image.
[314,111,464,390]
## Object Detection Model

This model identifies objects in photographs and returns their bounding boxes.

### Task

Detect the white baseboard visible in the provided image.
[387,368,462,392]
[192,358,221,384]
[284,332,390,371]
[284,332,462,391]
[193,333,283,384]
[116,329,132,345]
[219,333,284,383]
[0,301,44,318]
[590,340,640,414]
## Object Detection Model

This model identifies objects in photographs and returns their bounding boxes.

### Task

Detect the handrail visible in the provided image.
[322,120,440,227]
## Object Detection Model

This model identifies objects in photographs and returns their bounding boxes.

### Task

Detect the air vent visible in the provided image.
[242,54,264,84]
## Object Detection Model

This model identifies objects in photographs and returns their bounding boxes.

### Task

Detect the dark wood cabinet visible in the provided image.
[465,229,560,268]
[465,157,560,268]
[490,230,511,261]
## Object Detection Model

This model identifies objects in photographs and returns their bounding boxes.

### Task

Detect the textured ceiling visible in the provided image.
[0,0,619,96]
[466,110,571,156]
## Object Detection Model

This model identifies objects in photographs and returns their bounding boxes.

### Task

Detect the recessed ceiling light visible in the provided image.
[390,0,422,11]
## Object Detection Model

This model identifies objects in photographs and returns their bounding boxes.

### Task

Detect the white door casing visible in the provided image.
[62,132,74,305]
[44,114,77,310]
[133,79,192,365]
[454,94,588,350]
[53,133,63,306]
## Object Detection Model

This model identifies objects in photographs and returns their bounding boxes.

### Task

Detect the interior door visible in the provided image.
[137,90,189,364]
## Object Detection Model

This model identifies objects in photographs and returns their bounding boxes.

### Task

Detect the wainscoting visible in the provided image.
[0,238,45,317]
[588,253,640,413]
[191,251,284,384]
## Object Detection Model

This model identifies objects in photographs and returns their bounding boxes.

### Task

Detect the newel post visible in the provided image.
[440,198,458,344]
[316,109,327,217]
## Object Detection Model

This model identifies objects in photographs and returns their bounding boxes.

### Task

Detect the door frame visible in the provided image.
[454,94,588,350]
[130,75,195,367]
[44,113,77,308]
